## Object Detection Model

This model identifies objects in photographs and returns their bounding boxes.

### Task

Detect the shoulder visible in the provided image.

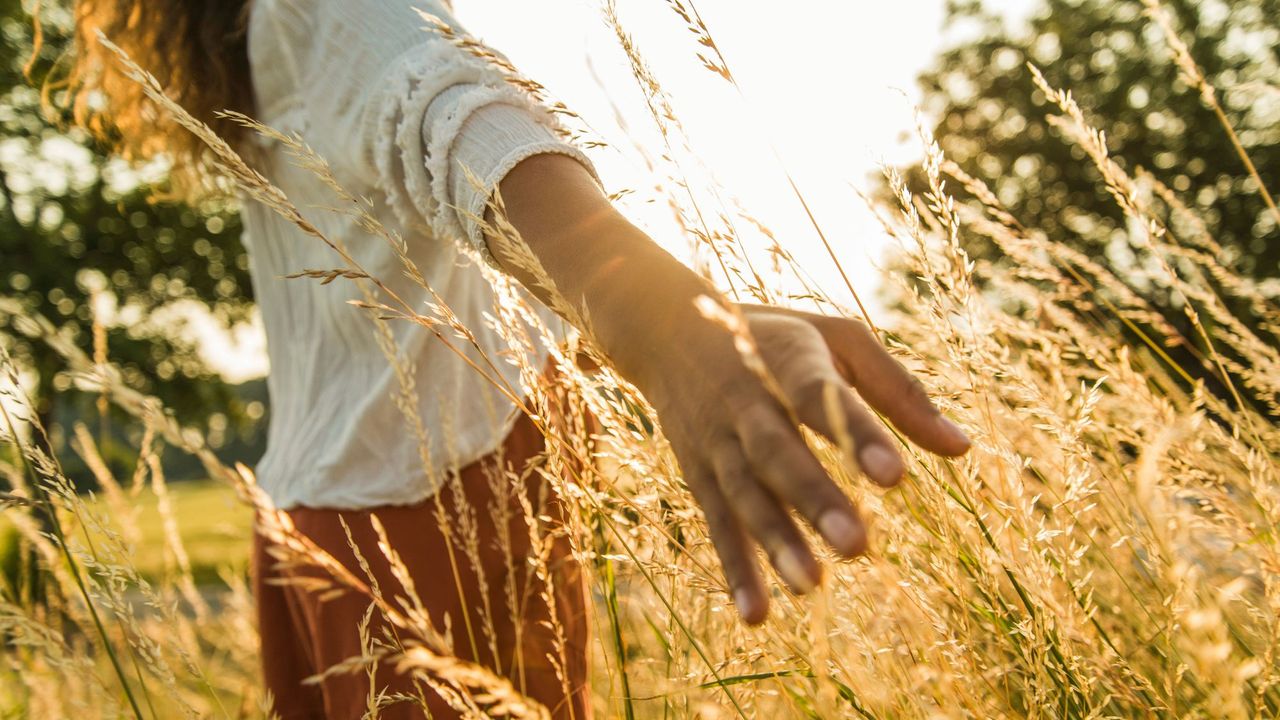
[246,0,315,121]
[247,0,429,120]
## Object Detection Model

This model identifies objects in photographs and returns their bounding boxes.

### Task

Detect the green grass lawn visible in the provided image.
[2,479,254,588]
[125,478,254,586]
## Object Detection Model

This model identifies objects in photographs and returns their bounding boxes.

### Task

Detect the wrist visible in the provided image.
[582,244,731,394]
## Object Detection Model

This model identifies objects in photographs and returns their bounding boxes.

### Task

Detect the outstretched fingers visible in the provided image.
[734,404,868,559]
[711,441,822,593]
[815,316,971,457]
[674,308,970,627]
[684,460,769,624]
[795,378,905,487]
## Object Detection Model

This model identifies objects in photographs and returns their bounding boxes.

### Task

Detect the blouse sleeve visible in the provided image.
[421,85,599,259]
[271,0,598,258]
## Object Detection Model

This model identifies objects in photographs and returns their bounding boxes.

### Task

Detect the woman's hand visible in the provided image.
[645,304,970,623]
[489,152,969,623]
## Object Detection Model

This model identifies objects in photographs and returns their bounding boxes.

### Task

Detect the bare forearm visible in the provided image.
[485,153,969,624]
[486,153,727,392]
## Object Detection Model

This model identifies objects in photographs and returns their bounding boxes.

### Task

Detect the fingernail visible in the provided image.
[818,510,866,556]
[859,444,904,484]
[775,547,817,594]
[937,416,971,451]
[733,587,763,624]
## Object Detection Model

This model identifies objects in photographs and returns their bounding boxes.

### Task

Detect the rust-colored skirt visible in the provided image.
[252,410,591,719]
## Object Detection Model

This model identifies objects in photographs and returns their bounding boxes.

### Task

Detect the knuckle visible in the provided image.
[851,419,889,448]
[791,465,836,502]
[719,374,772,417]
[756,318,822,358]
[749,422,793,453]
[806,477,846,510]
[847,318,876,344]
[795,375,835,410]
[837,315,875,342]
[704,502,736,533]
[717,469,753,496]
[727,490,787,540]
[900,373,935,407]
[819,314,873,343]
[708,428,746,457]
[822,317,875,379]
[756,519,791,548]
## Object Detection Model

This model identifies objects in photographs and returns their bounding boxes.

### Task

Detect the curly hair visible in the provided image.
[61,0,254,201]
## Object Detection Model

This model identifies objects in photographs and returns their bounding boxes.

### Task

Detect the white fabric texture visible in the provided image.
[240,0,596,509]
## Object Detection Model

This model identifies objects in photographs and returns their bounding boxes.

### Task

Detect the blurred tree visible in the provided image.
[898,0,1279,410]
[914,0,1277,277]
[0,0,259,468]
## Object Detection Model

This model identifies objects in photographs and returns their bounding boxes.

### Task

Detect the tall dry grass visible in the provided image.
[1,0,1277,717]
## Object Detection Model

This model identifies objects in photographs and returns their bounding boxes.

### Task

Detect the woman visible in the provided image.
[66,0,971,717]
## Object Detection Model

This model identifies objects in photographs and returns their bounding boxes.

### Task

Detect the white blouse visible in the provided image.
[241,0,594,509]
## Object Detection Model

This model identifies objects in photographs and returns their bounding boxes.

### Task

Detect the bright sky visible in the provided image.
[458,0,949,307]
[456,0,1034,300]
[203,0,1035,382]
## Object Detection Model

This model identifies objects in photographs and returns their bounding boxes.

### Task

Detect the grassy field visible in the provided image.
[101,478,252,586]
[1,0,1278,717]
[0,478,252,588]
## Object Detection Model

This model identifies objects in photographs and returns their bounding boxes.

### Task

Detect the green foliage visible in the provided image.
[0,3,259,472]
[905,0,1279,413]
[0,522,19,593]
[917,0,1278,275]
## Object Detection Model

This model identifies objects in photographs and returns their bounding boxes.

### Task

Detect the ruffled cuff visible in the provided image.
[422,83,600,264]
[371,44,495,238]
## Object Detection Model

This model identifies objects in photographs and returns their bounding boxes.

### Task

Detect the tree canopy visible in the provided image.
[0,1,259,468]
[915,0,1277,280]
[895,0,1279,416]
